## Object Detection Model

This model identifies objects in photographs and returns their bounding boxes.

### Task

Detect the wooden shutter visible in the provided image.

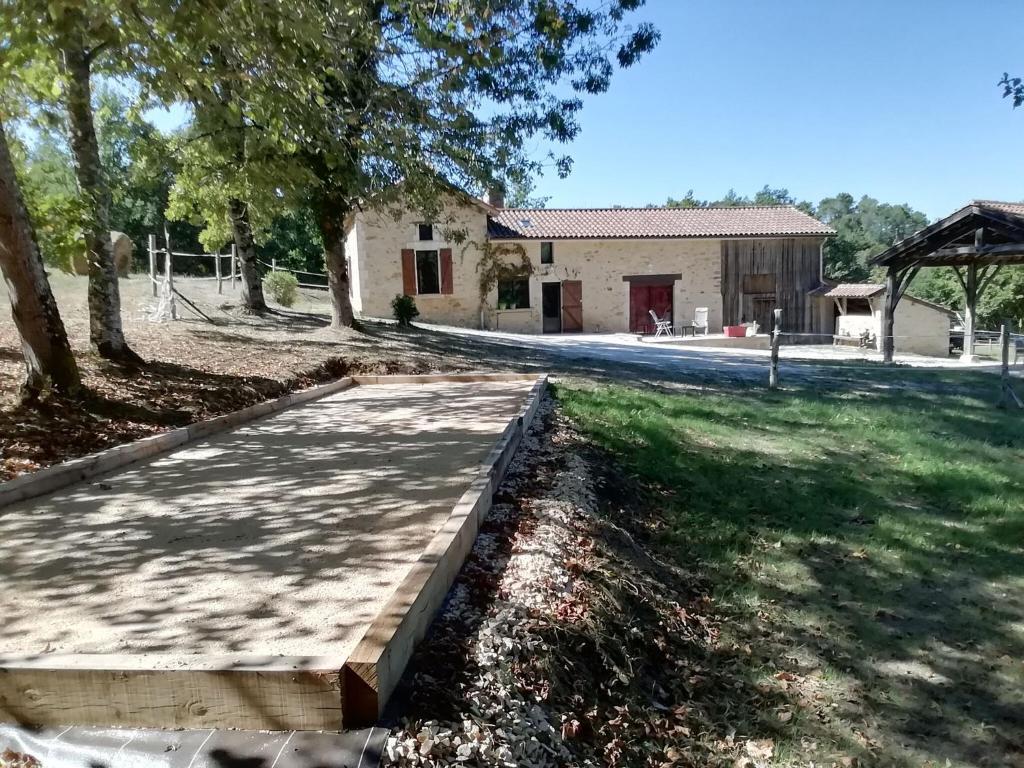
[561,280,583,332]
[440,248,454,294]
[401,248,416,295]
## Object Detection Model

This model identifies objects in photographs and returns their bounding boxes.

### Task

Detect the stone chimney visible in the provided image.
[487,184,505,209]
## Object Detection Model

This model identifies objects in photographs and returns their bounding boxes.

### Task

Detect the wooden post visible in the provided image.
[769,308,781,390]
[271,257,277,272]
[882,268,897,363]
[148,234,157,297]
[962,262,978,361]
[1000,321,1023,409]
[215,248,222,294]
[230,244,238,288]
[164,225,176,320]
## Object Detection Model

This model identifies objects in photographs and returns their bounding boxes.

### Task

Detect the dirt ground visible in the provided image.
[0,275,494,480]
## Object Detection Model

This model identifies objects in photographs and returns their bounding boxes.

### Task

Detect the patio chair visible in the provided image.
[648,309,673,338]
[693,307,709,335]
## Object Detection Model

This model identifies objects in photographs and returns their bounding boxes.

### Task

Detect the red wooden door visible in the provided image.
[629,283,673,333]
[561,280,583,332]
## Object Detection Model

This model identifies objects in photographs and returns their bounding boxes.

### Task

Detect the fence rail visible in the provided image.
[257,259,330,290]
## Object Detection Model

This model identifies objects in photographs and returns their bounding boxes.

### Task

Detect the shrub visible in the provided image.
[263,271,298,307]
[391,294,419,326]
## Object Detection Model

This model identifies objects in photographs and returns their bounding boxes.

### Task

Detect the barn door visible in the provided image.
[561,280,583,332]
[629,283,673,333]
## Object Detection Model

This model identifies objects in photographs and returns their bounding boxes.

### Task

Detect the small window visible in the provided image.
[497,277,530,310]
[416,250,440,294]
[418,223,434,241]
[540,242,553,264]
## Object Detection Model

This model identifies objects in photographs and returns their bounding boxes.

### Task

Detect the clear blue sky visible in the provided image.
[146,0,1024,220]
[524,0,1024,218]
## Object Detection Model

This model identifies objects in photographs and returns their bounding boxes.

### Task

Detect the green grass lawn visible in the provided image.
[557,377,1024,767]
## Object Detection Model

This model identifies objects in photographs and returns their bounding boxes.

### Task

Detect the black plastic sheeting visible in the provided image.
[0,723,385,768]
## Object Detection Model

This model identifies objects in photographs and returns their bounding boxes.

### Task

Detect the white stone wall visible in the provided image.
[834,296,951,357]
[349,206,725,333]
[497,238,723,333]
[887,297,952,357]
[350,199,490,327]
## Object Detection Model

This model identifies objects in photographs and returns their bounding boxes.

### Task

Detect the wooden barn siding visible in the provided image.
[721,237,826,335]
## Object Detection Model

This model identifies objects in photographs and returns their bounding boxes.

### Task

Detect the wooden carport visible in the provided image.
[871,200,1024,362]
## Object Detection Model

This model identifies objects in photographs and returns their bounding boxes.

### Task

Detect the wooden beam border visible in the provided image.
[342,374,548,727]
[0,373,547,732]
[0,653,346,731]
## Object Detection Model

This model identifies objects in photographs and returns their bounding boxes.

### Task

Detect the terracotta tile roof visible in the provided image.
[821,283,885,299]
[819,283,956,316]
[487,205,834,240]
[972,200,1024,217]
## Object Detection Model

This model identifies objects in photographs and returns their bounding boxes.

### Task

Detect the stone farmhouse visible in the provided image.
[345,192,840,336]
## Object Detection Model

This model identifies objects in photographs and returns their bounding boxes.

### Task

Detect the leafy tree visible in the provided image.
[714,188,752,207]
[151,3,331,314]
[0,117,81,397]
[94,86,183,267]
[665,190,707,208]
[816,194,928,281]
[505,176,550,209]
[752,185,793,205]
[8,127,86,270]
[2,1,144,361]
[914,266,1024,329]
[259,207,324,276]
[283,0,659,328]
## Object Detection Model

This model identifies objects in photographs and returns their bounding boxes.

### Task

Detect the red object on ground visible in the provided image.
[724,325,747,338]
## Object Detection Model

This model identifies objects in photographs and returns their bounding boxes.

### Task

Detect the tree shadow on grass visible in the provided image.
[556,383,1024,766]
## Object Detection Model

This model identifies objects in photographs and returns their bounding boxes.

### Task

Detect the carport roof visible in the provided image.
[487,205,834,240]
[871,200,1024,268]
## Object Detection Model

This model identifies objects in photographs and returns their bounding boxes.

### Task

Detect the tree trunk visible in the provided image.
[58,22,139,363]
[316,194,354,328]
[227,198,267,312]
[0,119,81,398]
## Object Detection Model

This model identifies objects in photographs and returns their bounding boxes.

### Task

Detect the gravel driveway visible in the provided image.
[395,323,1008,392]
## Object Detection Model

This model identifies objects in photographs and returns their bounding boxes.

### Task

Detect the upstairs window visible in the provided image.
[540,241,554,264]
[416,250,440,294]
[497,277,530,310]
[418,223,434,241]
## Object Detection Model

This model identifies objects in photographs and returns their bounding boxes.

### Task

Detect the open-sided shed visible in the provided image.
[871,200,1024,362]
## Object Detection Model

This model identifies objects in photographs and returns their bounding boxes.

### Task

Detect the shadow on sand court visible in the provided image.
[0,381,533,661]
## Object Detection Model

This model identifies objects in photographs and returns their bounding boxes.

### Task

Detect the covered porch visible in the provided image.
[871,201,1024,363]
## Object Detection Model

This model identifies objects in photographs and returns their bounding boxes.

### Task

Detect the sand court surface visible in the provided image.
[0,375,545,730]
[0,378,535,664]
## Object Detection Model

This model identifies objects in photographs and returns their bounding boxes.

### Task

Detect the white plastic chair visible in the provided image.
[694,307,709,335]
[648,309,673,337]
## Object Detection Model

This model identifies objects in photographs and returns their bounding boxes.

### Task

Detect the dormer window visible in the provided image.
[418,223,434,241]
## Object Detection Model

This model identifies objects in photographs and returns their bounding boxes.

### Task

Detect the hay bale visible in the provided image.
[70,231,134,276]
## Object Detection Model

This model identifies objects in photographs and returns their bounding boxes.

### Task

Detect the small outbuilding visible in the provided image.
[819,282,955,358]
